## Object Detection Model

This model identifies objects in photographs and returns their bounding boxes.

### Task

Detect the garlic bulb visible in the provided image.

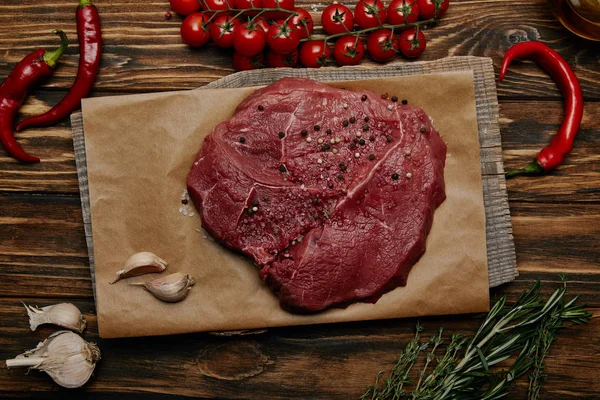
[131,272,194,303]
[5,331,100,389]
[24,303,86,333]
[110,251,167,284]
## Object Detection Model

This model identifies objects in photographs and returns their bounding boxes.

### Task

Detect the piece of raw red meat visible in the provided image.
[187,78,446,312]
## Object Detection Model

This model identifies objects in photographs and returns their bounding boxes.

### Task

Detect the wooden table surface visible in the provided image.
[0,0,599,398]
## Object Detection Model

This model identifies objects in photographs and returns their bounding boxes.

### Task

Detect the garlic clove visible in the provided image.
[24,303,86,333]
[6,330,100,389]
[110,251,167,284]
[131,272,194,303]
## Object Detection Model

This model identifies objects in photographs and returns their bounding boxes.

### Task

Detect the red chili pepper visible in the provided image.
[0,30,68,163]
[17,0,102,132]
[499,42,584,178]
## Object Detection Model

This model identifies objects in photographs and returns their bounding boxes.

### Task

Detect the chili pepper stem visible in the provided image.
[79,0,93,8]
[43,30,68,69]
[505,160,545,178]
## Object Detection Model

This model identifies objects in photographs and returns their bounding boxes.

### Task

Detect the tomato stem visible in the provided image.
[301,18,437,43]
[202,6,299,25]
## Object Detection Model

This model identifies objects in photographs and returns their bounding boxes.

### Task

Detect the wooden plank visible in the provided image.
[501,102,600,203]
[0,193,597,298]
[2,95,598,202]
[0,194,91,298]
[0,0,598,99]
[0,297,598,398]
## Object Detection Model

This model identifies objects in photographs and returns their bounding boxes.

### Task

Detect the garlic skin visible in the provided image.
[132,272,194,303]
[110,251,167,284]
[6,331,100,389]
[24,303,86,333]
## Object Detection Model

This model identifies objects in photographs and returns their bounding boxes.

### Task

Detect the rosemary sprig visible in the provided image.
[361,279,592,400]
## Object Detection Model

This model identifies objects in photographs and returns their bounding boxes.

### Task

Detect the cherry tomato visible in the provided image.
[354,0,386,29]
[333,35,365,66]
[200,0,231,11]
[181,13,211,47]
[266,49,299,67]
[299,40,331,68]
[254,17,271,33]
[398,29,426,58]
[267,20,301,55]
[262,0,294,10]
[289,8,314,40]
[234,0,262,9]
[417,0,449,19]
[387,0,419,25]
[170,0,201,15]
[366,29,398,62]
[321,4,354,35]
[262,0,295,19]
[233,51,265,71]
[233,21,266,56]
[210,15,239,48]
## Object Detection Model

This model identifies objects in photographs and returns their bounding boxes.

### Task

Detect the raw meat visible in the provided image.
[187,78,446,312]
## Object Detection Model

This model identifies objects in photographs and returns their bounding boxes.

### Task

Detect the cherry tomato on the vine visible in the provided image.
[354,0,386,29]
[398,29,426,58]
[299,40,331,68]
[417,0,449,19]
[170,0,201,15]
[210,15,239,48]
[181,13,211,47]
[200,0,232,12]
[321,4,354,35]
[290,8,314,40]
[233,51,265,71]
[233,21,267,56]
[267,20,301,55]
[387,0,419,25]
[333,35,365,66]
[262,0,295,19]
[366,29,398,62]
[266,49,299,67]
[254,17,271,33]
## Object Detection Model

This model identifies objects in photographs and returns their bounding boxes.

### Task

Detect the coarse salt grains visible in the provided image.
[354,152,360,158]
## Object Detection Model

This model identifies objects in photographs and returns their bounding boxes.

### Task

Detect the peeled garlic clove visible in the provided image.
[24,303,86,333]
[110,251,167,284]
[6,330,100,389]
[131,272,194,303]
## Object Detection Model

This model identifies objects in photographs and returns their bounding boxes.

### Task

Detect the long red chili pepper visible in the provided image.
[0,31,68,163]
[16,0,101,132]
[499,42,584,178]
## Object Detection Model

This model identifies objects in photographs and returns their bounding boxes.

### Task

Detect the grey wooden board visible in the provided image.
[71,56,518,306]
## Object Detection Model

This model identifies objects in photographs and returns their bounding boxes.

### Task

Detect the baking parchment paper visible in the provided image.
[80,70,491,338]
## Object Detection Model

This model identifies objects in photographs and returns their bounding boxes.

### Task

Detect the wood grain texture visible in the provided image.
[0,0,599,398]
[0,0,598,98]
[0,297,598,399]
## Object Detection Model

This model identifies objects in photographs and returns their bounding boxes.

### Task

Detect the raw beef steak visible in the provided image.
[187,78,446,312]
